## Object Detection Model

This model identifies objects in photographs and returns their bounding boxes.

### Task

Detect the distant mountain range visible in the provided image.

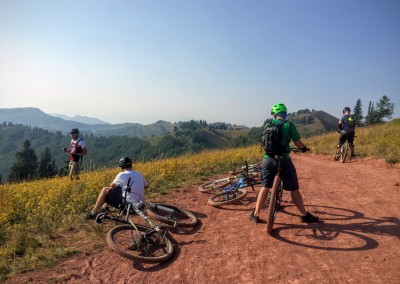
[48,113,111,125]
[0,107,340,139]
[0,107,175,138]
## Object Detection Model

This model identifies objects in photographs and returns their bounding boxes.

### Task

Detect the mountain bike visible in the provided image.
[207,161,256,206]
[199,161,260,193]
[338,140,350,163]
[266,148,306,235]
[334,134,356,163]
[95,180,198,263]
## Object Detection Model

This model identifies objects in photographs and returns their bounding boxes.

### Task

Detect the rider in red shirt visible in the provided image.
[64,128,87,180]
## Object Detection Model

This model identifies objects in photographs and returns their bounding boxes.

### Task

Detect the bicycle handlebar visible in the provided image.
[290,147,310,153]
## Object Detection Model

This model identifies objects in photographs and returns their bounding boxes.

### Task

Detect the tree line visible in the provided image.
[352,95,394,126]
[7,140,58,182]
[0,120,247,183]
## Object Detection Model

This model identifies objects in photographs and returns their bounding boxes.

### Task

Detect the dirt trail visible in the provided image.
[6,154,400,284]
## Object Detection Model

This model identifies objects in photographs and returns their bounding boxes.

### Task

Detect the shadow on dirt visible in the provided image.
[272,205,400,251]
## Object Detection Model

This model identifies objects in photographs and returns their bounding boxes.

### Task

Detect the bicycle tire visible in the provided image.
[208,188,247,206]
[340,142,348,163]
[199,177,235,192]
[275,182,283,211]
[147,203,198,227]
[266,176,281,235]
[107,224,174,263]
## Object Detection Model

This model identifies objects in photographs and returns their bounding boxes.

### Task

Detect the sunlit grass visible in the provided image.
[0,119,399,281]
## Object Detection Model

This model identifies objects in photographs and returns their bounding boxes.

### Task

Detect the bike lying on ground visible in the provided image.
[203,161,258,206]
[95,180,198,263]
[266,148,305,235]
[199,161,261,193]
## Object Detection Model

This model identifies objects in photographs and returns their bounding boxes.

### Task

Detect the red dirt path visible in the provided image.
[6,154,400,284]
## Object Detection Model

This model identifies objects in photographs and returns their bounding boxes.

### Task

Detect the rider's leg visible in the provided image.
[250,157,275,222]
[348,133,355,156]
[91,187,112,214]
[283,159,318,222]
[337,134,346,152]
[254,186,270,217]
[290,190,319,222]
[290,190,307,215]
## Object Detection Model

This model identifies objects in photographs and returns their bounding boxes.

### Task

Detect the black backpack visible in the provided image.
[260,120,288,156]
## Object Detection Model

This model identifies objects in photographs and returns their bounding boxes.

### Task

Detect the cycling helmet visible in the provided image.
[70,128,79,134]
[343,107,351,114]
[271,103,287,115]
[118,157,132,168]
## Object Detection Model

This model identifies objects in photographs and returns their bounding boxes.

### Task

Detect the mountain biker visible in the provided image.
[85,157,150,219]
[249,103,319,224]
[335,107,356,160]
[64,128,87,181]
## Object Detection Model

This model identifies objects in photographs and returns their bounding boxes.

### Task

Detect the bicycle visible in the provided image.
[207,161,257,206]
[199,161,260,193]
[266,148,306,235]
[95,179,198,263]
[334,132,356,163]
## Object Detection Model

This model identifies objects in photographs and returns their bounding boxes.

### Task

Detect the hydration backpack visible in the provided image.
[260,120,287,157]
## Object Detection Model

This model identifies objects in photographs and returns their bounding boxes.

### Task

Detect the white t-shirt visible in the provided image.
[112,169,148,204]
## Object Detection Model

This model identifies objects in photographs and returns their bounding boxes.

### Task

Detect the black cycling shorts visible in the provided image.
[105,186,123,209]
[261,157,299,191]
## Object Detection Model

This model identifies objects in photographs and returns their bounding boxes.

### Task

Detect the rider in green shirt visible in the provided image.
[249,103,319,224]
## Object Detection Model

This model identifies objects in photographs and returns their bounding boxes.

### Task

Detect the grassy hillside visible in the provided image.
[291,110,338,138]
[0,120,398,281]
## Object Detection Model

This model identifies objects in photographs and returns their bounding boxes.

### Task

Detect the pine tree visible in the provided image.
[38,147,58,178]
[365,101,375,125]
[8,139,38,182]
[375,95,394,123]
[352,99,364,126]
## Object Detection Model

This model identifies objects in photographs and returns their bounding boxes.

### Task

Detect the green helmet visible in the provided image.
[271,103,287,115]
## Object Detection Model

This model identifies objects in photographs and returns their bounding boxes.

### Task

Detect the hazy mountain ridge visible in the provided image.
[0,107,340,140]
[49,113,111,125]
[0,108,174,138]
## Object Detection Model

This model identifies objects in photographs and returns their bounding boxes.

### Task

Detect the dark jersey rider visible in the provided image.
[335,107,356,160]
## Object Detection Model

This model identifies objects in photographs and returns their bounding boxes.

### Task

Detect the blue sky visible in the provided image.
[1,0,399,127]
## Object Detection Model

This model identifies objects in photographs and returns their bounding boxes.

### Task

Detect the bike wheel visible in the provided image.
[266,177,280,235]
[107,224,174,263]
[340,142,348,163]
[275,183,284,211]
[199,177,235,192]
[208,188,247,206]
[147,203,198,227]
